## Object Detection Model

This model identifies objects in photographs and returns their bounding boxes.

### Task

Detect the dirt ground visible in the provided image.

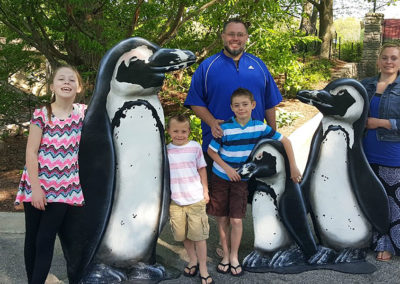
[0,99,319,212]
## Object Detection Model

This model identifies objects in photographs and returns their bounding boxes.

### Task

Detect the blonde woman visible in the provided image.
[361,43,400,262]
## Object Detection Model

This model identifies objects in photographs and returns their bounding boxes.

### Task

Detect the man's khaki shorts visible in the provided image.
[169,199,209,242]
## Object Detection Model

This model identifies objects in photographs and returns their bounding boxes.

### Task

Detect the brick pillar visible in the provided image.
[359,13,384,79]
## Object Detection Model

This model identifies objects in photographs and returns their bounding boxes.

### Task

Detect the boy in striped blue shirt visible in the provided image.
[207,87,301,277]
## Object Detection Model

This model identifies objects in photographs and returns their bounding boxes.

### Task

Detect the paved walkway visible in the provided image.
[2,113,400,283]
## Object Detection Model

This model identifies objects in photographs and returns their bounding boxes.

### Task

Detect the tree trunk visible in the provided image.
[300,1,315,35]
[311,4,318,34]
[317,0,334,58]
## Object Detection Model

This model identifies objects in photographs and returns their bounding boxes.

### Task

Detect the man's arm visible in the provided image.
[191,105,224,138]
[265,107,277,130]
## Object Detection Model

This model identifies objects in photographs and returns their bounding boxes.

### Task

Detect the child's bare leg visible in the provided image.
[229,218,243,274]
[195,240,212,283]
[183,239,198,272]
[216,219,231,258]
[216,216,230,271]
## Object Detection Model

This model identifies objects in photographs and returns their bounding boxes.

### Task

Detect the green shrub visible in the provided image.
[301,56,334,88]
[165,114,202,144]
[339,41,362,62]
[0,87,49,126]
[276,107,303,128]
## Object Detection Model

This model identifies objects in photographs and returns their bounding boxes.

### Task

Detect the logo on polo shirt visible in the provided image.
[248,65,255,70]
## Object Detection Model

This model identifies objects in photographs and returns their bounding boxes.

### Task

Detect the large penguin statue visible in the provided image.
[238,139,320,273]
[297,78,390,268]
[58,37,196,283]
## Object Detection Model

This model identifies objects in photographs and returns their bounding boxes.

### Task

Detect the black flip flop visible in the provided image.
[216,262,230,274]
[183,264,199,277]
[200,274,214,284]
[230,263,244,277]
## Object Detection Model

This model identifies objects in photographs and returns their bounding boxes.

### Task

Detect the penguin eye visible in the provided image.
[255,153,263,160]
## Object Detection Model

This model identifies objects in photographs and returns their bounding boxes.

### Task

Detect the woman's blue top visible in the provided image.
[363,93,400,166]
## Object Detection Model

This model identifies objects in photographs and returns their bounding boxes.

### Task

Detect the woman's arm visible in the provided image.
[366,117,391,130]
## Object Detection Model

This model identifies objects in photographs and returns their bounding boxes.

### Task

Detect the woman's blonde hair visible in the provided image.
[379,42,400,57]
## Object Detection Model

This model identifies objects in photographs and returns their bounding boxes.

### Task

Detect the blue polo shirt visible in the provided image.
[185,50,283,152]
[209,117,282,181]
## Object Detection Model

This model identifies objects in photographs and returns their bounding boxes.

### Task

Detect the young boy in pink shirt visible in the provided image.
[167,114,213,284]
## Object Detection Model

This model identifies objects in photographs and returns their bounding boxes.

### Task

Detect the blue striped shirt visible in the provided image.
[209,117,282,180]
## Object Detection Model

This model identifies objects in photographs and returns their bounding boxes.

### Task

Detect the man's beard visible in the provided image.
[224,45,244,57]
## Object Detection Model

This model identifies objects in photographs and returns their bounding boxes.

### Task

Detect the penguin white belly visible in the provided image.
[97,97,164,267]
[252,191,291,252]
[310,130,371,249]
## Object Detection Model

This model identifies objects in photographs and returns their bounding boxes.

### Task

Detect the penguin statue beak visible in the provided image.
[297,90,335,114]
[297,89,355,116]
[238,162,257,179]
[238,160,277,179]
[149,48,196,73]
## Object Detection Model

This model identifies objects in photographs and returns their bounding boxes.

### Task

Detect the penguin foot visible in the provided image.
[243,247,306,271]
[127,262,167,282]
[334,247,367,263]
[80,263,127,283]
[307,246,337,265]
[243,250,271,269]
[269,247,306,268]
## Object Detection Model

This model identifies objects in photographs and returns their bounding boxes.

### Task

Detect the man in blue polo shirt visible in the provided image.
[184,18,283,168]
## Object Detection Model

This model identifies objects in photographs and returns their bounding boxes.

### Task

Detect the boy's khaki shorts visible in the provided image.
[169,199,209,242]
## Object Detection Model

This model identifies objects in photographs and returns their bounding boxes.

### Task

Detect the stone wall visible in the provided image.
[358,13,384,79]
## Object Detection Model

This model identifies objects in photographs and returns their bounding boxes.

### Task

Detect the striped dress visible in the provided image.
[15,103,86,206]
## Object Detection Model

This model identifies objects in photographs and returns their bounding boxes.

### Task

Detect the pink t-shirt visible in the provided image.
[15,104,86,206]
[167,140,207,206]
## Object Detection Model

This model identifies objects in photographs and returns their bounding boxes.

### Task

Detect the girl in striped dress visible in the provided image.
[15,65,86,283]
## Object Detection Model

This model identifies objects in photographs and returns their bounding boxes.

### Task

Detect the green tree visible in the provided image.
[334,18,362,42]
[304,0,334,58]
[0,1,296,84]
[1,0,325,125]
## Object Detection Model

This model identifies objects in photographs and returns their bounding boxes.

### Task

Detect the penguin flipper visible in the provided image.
[279,182,318,258]
[59,110,115,283]
[348,145,390,234]
[300,123,323,212]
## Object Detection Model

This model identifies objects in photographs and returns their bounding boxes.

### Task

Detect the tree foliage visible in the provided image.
[0,0,328,125]
[334,18,362,42]
[334,0,398,17]
[0,1,302,86]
